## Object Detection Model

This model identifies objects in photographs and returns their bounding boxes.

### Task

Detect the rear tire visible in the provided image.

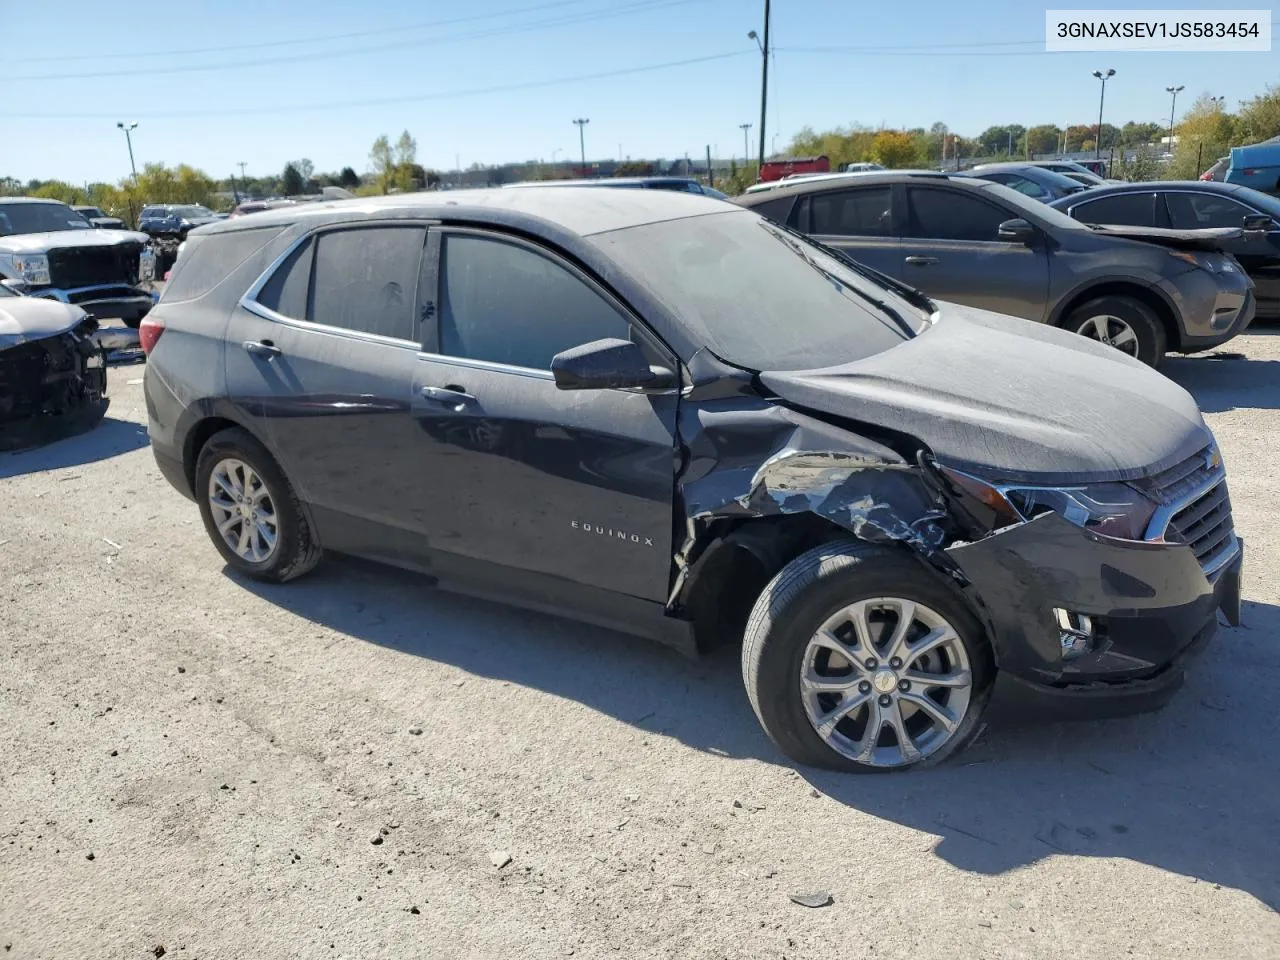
[741,542,994,773]
[194,427,322,582]
[1062,295,1167,367]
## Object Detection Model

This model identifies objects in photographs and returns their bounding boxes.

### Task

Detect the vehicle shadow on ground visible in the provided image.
[240,559,1280,911]
[0,417,150,478]
[1163,351,1280,412]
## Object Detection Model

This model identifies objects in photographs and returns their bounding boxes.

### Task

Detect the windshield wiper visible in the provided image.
[761,223,918,339]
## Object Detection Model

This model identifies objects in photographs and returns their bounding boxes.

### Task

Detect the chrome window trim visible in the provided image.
[415,350,554,381]
[238,221,428,352]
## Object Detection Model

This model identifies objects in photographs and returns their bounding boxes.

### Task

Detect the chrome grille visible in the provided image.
[1142,444,1238,578]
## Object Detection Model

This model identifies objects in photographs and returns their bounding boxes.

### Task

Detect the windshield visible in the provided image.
[77,207,106,217]
[1231,185,1280,220]
[592,209,929,371]
[0,202,92,236]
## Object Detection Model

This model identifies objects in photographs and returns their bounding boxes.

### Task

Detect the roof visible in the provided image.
[0,197,66,205]
[504,177,699,189]
[196,186,732,240]
[736,170,965,204]
[1048,180,1264,204]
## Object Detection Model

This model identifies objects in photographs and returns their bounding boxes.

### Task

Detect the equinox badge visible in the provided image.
[571,520,655,546]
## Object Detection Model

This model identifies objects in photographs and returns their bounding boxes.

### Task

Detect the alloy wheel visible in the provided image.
[799,598,973,768]
[207,458,279,564]
[1078,314,1139,355]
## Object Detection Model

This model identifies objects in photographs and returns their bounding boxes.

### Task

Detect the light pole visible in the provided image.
[1091,68,1115,160]
[747,0,771,173]
[573,118,590,176]
[1165,84,1184,155]
[116,121,139,180]
[739,123,753,166]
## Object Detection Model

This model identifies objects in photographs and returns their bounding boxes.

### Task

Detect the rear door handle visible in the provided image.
[243,339,282,359]
[420,384,477,409]
[904,256,940,266]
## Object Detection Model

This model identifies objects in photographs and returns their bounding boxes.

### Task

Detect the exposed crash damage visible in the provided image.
[0,287,108,451]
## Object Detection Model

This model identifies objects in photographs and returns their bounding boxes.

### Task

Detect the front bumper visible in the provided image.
[1167,271,1256,352]
[949,512,1242,719]
[31,284,155,322]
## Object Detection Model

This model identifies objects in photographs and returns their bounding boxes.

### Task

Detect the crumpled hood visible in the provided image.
[0,228,149,254]
[0,296,87,350]
[759,303,1211,485]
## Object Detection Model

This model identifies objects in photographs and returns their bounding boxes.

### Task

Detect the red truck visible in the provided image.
[758,155,830,183]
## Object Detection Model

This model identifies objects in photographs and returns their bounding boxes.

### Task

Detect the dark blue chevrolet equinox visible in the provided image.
[141,188,1242,772]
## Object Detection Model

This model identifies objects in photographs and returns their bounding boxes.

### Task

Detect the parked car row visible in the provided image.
[737,170,1258,366]
[131,185,1242,773]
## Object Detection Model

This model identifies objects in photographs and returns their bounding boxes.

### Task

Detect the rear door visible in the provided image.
[792,184,904,279]
[898,185,1050,320]
[1164,190,1280,315]
[224,222,430,545]
[410,227,680,602]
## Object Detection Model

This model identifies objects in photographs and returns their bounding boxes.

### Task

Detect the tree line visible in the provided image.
[783,85,1280,183]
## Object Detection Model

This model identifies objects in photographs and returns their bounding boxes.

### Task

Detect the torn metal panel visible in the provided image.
[670,398,947,608]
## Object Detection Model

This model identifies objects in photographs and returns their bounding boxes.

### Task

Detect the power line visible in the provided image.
[4,0,707,82]
[0,51,751,120]
[4,0,601,63]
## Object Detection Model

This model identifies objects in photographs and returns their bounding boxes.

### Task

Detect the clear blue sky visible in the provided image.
[4,0,1277,184]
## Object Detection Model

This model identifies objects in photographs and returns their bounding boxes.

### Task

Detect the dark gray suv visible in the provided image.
[737,172,1255,366]
[140,189,1241,773]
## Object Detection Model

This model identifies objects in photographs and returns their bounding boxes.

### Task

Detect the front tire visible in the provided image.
[1062,295,1167,367]
[194,427,322,582]
[742,542,994,772]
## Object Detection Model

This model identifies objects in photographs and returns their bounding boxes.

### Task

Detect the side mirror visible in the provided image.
[998,218,1036,244]
[1,278,30,295]
[551,338,673,391]
[1242,213,1273,232]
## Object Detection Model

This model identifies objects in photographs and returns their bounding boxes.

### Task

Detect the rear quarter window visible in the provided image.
[160,226,283,303]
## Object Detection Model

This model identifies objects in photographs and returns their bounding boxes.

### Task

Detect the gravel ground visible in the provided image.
[2,329,1279,960]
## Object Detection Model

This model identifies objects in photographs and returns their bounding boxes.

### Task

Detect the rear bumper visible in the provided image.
[33,285,156,322]
[949,513,1242,720]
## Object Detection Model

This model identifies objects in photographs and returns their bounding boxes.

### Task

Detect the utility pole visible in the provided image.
[1092,68,1115,160]
[739,123,752,166]
[748,0,771,175]
[706,145,713,187]
[573,118,590,176]
[116,121,139,181]
[1165,84,1184,155]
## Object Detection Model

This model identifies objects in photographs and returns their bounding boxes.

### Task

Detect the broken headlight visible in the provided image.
[939,467,1156,541]
[0,253,51,286]
[1001,484,1157,541]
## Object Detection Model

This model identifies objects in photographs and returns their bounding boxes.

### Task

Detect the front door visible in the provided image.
[410,228,679,602]
[224,223,430,546]
[898,184,1051,321]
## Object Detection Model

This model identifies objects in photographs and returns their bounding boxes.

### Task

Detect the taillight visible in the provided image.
[1243,168,1259,176]
[1199,171,1213,181]
[139,315,165,355]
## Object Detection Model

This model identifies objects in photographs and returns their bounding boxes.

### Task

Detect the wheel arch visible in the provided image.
[1050,281,1180,350]
[179,403,275,496]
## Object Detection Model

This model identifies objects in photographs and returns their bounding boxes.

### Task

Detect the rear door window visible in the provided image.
[1166,193,1257,229]
[307,226,426,342]
[1069,193,1158,227]
[809,187,894,236]
[905,187,1008,241]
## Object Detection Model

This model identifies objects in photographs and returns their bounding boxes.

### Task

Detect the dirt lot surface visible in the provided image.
[2,328,1279,960]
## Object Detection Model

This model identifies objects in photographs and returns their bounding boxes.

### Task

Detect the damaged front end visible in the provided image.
[669,365,1239,716]
[1,296,109,452]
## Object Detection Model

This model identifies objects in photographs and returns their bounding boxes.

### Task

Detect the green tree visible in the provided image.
[338,166,360,189]
[1120,121,1162,147]
[1025,124,1062,156]
[1169,94,1237,179]
[871,130,920,168]
[282,163,304,196]
[1236,85,1280,143]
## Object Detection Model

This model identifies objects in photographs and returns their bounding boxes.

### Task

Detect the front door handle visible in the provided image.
[904,256,940,266]
[420,384,477,409]
[243,339,282,359]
